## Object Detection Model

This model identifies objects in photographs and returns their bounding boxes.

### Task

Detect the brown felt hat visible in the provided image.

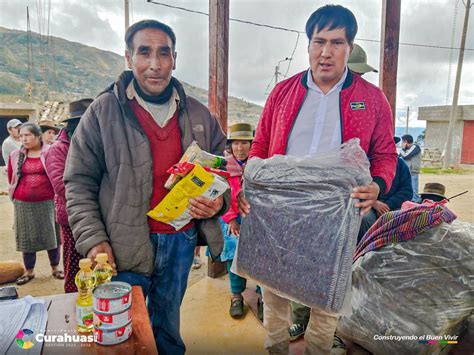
[38,120,60,133]
[61,98,94,123]
[420,182,447,202]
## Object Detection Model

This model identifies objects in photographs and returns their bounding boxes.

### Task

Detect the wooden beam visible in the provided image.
[379,0,401,126]
[208,0,229,278]
[208,0,229,133]
[207,257,227,278]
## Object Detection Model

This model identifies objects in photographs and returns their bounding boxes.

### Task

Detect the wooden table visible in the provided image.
[41,286,157,354]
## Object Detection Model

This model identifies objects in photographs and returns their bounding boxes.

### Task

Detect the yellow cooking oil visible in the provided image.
[75,258,96,332]
[94,253,113,286]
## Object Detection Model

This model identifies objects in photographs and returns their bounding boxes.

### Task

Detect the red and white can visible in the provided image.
[94,321,132,345]
[94,306,132,329]
[93,282,132,313]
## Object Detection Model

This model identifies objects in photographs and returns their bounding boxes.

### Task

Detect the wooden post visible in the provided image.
[208,0,229,278]
[379,0,401,126]
[207,258,228,278]
[208,0,229,133]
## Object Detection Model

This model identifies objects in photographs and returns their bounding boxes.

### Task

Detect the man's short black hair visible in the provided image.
[125,20,176,53]
[305,5,358,44]
[401,134,414,144]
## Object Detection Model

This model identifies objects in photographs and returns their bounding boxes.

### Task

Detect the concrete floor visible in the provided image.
[181,275,267,354]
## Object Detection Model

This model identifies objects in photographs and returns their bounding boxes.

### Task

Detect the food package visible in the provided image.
[164,141,226,189]
[148,163,229,230]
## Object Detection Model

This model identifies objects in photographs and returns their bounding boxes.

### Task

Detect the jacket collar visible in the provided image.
[110,71,188,112]
[300,68,353,91]
[101,72,197,152]
[56,128,69,144]
[103,71,190,134]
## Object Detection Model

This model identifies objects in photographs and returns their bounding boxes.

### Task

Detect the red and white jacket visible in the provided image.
[250,70,397,194]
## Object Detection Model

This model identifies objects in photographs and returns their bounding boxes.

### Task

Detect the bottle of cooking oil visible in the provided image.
[94,253,113,286]
[75,258,95,332]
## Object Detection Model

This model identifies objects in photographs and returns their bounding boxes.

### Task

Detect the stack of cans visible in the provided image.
[93,282,133,345]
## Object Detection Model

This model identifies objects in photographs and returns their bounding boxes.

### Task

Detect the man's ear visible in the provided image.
[125,49,133,69]
[173,51,177,70]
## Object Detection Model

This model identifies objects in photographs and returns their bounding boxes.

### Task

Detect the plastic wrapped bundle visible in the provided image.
[337,220,474,355]
[235,139,372,313]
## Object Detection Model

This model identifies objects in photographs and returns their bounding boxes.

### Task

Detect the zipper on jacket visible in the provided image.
[337,70,354,144]
[338,91,344,144]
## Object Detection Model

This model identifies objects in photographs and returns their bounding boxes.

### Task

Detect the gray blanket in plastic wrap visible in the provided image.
[234,139,372,313]
[337,220,474,355]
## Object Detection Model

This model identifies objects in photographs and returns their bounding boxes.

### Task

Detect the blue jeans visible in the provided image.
[411,174,421,202]
[111,227,197,355]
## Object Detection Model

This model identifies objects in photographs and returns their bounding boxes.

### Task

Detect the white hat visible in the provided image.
[7,119,22,129]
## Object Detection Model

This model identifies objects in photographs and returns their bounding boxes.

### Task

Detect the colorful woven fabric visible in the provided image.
[353,201,457,262]
[225,152,245,177]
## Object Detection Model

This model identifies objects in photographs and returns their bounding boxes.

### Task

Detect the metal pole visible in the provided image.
[275,65,279,86]
[405,106,410,135]
[443,0,471,169]
[124,0,130,69]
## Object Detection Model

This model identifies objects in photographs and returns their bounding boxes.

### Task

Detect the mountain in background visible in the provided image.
[0,26,262,126]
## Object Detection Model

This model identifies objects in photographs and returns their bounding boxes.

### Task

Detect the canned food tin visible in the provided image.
[93,282,132,313]
[94,321,132,345]
[94,306,132,329]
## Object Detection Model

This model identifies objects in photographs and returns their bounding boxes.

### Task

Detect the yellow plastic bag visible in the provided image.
[148,164,229,230]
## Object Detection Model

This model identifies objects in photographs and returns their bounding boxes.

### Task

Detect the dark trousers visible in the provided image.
[23,247,60,270]
[357,208,378,243]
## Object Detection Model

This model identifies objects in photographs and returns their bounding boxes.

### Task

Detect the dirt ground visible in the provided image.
[0,170,472,297]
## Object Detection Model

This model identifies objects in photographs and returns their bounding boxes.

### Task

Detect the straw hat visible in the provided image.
[38,120,60,133]
[228,123,254,141]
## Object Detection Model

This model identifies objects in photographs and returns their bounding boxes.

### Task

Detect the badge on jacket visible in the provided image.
[350,102,366,110]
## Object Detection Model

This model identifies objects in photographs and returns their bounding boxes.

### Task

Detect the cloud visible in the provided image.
[51,1,122,53]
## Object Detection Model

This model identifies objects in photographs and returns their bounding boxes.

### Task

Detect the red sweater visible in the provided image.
[8,157,54,202]
[130,99,193,233]
[250,70,397,194]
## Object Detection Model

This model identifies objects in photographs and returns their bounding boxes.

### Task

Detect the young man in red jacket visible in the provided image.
[240,5,397,354]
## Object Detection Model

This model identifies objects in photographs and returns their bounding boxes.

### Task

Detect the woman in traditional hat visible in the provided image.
[7,123,63,285]
[39,121,60,145]
[419,183,447,202]
[45,99,93,292]
[219,123,261,319]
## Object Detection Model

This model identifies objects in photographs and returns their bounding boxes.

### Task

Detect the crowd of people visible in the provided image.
[1,4,440,355]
